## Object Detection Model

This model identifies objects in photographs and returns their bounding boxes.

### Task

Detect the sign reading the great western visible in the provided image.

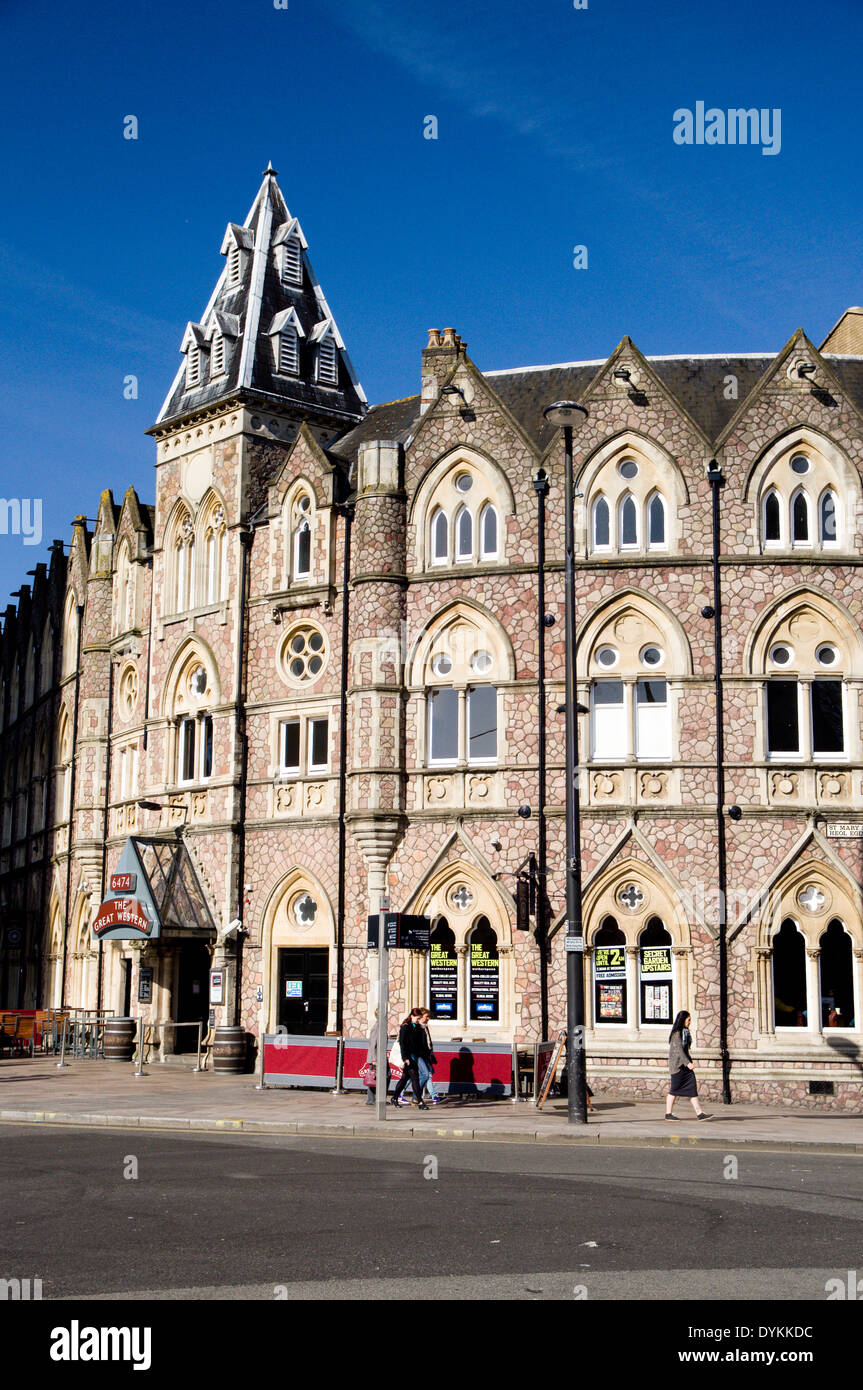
[91,838,161,941]
[93,898,152,938]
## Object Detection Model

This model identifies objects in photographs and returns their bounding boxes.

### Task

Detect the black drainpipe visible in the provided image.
[234,526,254,1028]
[708,462,732,1105]
[532,470,550,1040]
[96,644,115,1013]
[335,499,353,1034]
[60,602,84,1008]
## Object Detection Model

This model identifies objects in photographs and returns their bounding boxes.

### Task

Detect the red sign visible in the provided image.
[93,898,152,938]
[110,872,136,893]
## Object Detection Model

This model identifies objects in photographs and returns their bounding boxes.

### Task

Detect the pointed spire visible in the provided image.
[154,169,366,428]
[263,160,278,177]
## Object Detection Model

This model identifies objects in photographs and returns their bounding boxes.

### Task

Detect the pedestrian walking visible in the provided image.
[417,1008,441,1104]
[362,1009,380,1105]
[390,1008,427,1109]
[665,1010,709,1120]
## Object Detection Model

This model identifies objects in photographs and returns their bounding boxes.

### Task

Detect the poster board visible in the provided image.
[536,1031,566,1110]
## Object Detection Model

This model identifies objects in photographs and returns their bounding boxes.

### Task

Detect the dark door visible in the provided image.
[122,959,132,1017]
[278,948,329,1034]
[175,942,211,1052]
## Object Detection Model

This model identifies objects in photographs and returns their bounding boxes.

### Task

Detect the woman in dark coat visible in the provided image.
[390,1008,428,1109]
[665,1011,709,1120]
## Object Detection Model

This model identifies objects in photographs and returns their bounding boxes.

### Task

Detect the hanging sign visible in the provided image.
[210,970,225,1006]
[91,838,162,940]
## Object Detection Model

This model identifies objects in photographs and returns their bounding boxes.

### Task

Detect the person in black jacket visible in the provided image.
[390,1009,428,1109]
[665,1011,708,1120]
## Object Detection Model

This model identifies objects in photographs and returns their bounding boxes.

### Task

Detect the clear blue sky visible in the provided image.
[1,0,861,601]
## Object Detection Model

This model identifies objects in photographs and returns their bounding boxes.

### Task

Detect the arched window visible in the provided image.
[761,601,849,760]
[468,917,499,1021]
[428,919,458,1021]
[593,496,610,549]
[819,918,855,1028]
[40,619,53,691]
[431,509,448,564]
[202,499,227,603]
[171,507,195,614]
[115,541,133,634]
[8,666,18,723]
[620,495,638,548]
[647,493,666,548]
[820,490,838,546]
[23,644,35,708]
[772,919,807,1027]
[33,728,48,832]
[763,489,781,544]
[56,706,72,824]
[61,592,78,678]
[456,506,473,561]
[480,504,498,559]
[638,916,673,1025]
[593,916,627,1024]
[791,489,810,544]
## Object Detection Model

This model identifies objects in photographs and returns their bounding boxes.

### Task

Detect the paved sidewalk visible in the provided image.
[1,1056,862,1151]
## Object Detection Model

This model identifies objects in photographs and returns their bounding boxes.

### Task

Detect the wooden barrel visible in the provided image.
[103,1017,136,1062]
[213,1025,246,1074]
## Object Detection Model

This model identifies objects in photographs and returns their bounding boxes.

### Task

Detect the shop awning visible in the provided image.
[92,836,216,942]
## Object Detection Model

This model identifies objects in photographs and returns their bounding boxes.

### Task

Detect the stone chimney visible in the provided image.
[420,326,469,414]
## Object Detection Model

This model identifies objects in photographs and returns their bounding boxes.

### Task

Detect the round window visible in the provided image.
[641,645,664,667]
[790,455,810,475]
[471,651,493,675]
[769,644,793,666]
[816,644,838,666]
[596,646,618,668]
[618,459,639,479]
[298,494,311,513]
[432,653,453,677]
[280,625,328,684]
[454,473,473,493]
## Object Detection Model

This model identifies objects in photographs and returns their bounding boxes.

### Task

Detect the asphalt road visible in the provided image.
[1,1125,861,1300]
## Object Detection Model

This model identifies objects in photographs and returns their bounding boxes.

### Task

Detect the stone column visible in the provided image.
[756,947,773,1034]
[805,947,821,1035]
[626,946,640,1033]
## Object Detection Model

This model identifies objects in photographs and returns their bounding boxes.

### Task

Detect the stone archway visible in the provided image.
[259,868,336,1035]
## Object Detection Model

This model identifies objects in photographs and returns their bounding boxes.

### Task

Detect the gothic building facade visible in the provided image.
[2,167,863,1104]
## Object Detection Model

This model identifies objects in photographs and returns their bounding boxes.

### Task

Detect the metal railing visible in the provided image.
[134,1019,206,1075]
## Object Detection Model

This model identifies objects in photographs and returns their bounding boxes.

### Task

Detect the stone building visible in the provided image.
[2,166,863,1104]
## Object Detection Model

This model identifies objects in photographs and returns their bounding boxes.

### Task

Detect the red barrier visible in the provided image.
[429,1043,513,1097]
[262,1035,338,1088]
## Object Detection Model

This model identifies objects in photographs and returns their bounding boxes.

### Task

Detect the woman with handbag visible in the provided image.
[665,1010,709,1120]
[391,1008,428,1109]
[362,1009,380,1105]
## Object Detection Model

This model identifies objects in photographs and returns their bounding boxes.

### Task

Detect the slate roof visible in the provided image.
[155,166,367,429]
[331,351,863,462]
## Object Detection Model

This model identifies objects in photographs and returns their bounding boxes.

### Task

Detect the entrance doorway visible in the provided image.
[175,941,211,1052]
[121,959,132,1017]
[277,947,329,1034]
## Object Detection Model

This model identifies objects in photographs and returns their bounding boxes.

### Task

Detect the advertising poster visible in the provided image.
[644,984,671,1021]
[599,983,625,1020]
[429,939,458,1018]
[469,940,500,1021]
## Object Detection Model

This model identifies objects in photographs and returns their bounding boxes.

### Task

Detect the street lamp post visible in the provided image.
[543,400,589,1125]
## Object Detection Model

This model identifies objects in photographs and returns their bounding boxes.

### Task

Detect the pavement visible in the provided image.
[1,1055,862,1151]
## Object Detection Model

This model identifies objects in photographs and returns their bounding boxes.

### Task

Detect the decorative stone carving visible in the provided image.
[639,771,667,799]
[797,884,829,915]
[468,775,490,801]
[818,771,847,799]
[617,883,646,913]
[191,791,207,819]
[771,772,798,799]
[275,784,295,814]
[426,776,449,803]
[305,783,324,810]
[592,771,620,801]
[449,884,474,912]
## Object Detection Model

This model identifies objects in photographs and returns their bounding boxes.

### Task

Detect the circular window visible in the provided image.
[471,651,493,675]
[432,653,453,677]
[816,644,838,666]
[454,473,473,493]
[618,459,639,479]
[790,455,810,475]
[770,644,793,666]
[298,494,311,514]
[596,646,618,668]
[280,624,328,684]
[641,645,664,667]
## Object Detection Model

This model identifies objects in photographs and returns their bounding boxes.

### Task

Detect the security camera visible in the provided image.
[490,834,503,852]
[518,805,532,819]
[218,918,244,942]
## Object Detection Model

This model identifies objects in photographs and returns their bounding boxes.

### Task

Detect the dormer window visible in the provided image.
[280,237,302,286]
[210,334,225,378]
[186,347,201,388]
[278,326,299,376]
[317,337,337,385]
[227,245,242,287]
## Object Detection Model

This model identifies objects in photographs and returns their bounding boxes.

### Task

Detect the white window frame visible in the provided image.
[430,509,449,566]
[293,519,312,579]
[634,678,671,760]
[455,506,473,562]
[177,714,213,786]
[592,495,611,552]
[790,487,812,549]
[278,714,330,776]
[479,503,499,560]
[590,679,626,761]
[619,494,639,550]
[762,488,783,548]
[646,492,667,551]
[819,488,839,549]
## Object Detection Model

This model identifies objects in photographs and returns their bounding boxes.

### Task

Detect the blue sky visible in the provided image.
[1,0,862,600]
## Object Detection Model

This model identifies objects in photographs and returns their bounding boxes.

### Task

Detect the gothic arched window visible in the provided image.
[592,496,610,549]
[772,919,807,1028]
